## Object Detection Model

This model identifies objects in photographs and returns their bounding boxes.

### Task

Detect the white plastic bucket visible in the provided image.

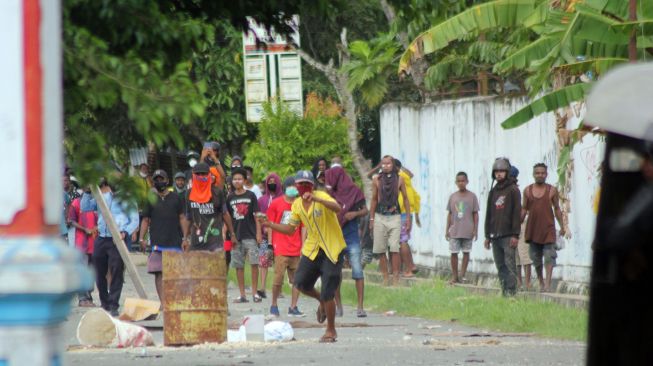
[243,314,264,342]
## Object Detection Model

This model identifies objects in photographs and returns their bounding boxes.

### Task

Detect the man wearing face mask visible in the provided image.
[230,155,243,171]
[259,170,345,343]
[138,170,188,304]
[184,163,236,253]
[266,176,305,317]
[185,151,201,182]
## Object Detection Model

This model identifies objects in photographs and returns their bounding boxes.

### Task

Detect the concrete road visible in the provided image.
[63,254,585,365]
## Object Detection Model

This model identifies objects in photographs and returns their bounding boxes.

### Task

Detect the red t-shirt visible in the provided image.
[68,197,97,254]
[267,196,302,257]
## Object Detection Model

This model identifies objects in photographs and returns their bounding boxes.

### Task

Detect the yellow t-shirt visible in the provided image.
[398,170,421,214]
[289,190,346,263]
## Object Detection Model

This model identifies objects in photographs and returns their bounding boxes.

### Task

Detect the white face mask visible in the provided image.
[139,171,148,178]
[188,158,198,168]
[76,188,84,196]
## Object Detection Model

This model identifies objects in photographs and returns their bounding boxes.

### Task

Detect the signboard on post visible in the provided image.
[242,16,303,122]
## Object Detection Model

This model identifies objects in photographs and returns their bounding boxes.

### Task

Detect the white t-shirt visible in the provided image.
[246,184,262,200]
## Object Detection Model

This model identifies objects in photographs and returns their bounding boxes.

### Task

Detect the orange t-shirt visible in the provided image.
[209,166,224,188]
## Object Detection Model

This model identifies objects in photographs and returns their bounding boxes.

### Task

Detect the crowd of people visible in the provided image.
[60,141,566,341]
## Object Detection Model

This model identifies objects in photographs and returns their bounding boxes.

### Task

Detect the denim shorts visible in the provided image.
[342,220,364,280]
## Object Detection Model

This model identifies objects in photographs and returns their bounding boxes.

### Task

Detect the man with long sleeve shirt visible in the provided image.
[81,181,139,316]
[484,158,521,296]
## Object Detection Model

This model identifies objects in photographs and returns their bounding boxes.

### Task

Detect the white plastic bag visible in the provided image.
[264,321,294,342]
[555,233,566,251]
[77,309,154,348]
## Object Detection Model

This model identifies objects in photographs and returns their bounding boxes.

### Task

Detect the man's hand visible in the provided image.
[200,148,209,161]
[343,211,358,222]
[484,239,491,250]
[473,231,478,241]
[139,239,147,252]
[560,227,569,238]
[120,231,126,240]
[131,231,138,243]
[302,192,314,203]
[369,218,374,238]
[256,233,263,244]
[181,238,190,252]
[445,232,450,241]
[510,237,519,248]
[231,236,238,248]
[405,218,412,234]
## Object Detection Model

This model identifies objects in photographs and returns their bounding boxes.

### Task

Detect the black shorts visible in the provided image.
[294,249,343,301]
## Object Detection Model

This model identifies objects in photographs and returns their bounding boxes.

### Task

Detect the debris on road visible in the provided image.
[77,309,154,348]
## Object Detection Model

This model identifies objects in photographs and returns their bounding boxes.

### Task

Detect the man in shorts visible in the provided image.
[266,176,304,317]
[260,170,345,343]
[369,156,411,286]
[139,169,187,303]
[446,172,479,284]
[522,163,566,292]
[227,168,263,303]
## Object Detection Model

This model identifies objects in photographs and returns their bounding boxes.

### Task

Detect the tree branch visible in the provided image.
[297,49,334,75]
[380,0,409,49]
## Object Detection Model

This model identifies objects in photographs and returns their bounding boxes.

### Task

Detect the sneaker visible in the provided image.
[109,308,120,317]
[257,290,267,299]
[288,306,305,317]
[270,305,280,317]
[356,309,367,318]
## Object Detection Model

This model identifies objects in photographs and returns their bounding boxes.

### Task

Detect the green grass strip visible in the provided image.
[227,265,587,341]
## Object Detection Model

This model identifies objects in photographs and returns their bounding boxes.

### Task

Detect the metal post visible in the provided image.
[0,0,92,364]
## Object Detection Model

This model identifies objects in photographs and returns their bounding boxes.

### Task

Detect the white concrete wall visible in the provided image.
[380,97,603,284]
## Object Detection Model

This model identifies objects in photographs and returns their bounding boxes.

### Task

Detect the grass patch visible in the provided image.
[340,278,587,341]
[226,265,587,341]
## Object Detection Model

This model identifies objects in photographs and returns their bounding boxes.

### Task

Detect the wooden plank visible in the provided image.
[91,185,148,299]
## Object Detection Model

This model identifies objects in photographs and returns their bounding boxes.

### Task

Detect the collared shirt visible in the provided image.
[80,192,139,238]
[288,190,345,264]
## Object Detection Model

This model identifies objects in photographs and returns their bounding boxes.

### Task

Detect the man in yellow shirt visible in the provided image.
[396,160,421,276]
[259,170,345,343]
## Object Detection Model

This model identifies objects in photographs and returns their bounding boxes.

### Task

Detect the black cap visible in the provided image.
[283,176,295,189]
[174,171,186,180]
[152,169,168,179]
[294,170,315,184]
[193,162,210,174]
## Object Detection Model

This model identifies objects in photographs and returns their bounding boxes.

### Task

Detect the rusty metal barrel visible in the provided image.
[162,251,227,345]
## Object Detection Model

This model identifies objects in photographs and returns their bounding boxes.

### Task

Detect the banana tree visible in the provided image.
[398,0,653,226]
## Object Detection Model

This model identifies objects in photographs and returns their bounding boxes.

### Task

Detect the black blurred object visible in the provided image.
[587,132,653,365]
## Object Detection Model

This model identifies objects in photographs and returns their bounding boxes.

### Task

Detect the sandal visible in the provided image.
[253,294,263,303]
[316,305,327,324]
[233,296,249,304]
[319,335,337,343]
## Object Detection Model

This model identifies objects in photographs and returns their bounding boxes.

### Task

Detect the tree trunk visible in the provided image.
[380,0,429,102]
[298,31,373,200]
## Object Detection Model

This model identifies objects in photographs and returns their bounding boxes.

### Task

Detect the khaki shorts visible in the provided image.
[372,214,401,254]
[516,238,532,265]
[273,255,300,287]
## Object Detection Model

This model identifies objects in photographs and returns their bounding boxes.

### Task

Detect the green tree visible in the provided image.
[63,0,343,194]
[245,94,354,182]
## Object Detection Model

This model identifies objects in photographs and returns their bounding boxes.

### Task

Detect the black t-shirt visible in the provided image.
[226,190,259,241]
[186,187,226,251]
[142,190,183,249]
